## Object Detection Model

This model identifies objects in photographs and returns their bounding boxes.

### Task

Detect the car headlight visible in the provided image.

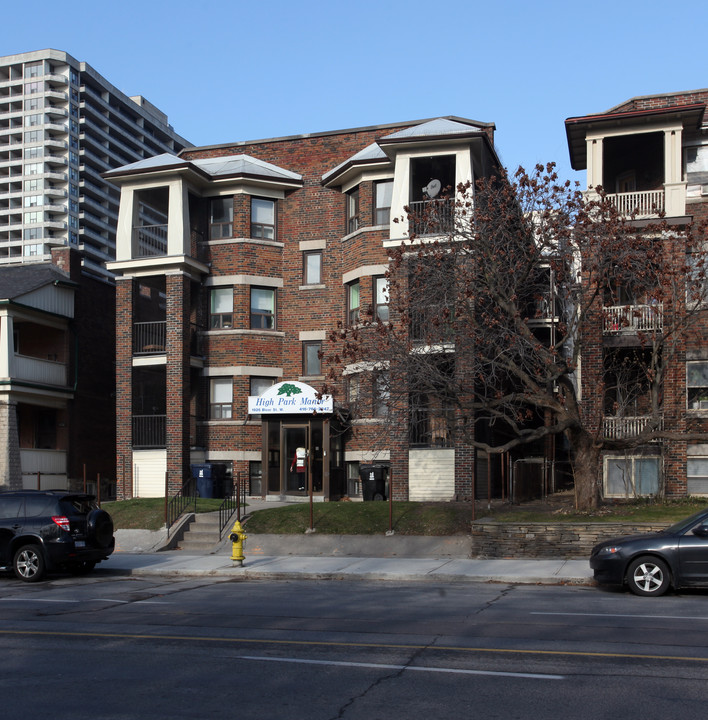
[598,546,622,555]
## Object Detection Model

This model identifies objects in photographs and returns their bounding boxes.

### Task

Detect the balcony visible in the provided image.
[408,198,455,237]
[603,302,663,335]
[12,354,66,386]
[603,415,663,440]
[132,414,166,448]
[606,189,664,218]
[133,224,167,257]
[134,321,166,354]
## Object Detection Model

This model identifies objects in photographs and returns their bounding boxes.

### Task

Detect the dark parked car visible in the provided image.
[0,490,114,582]
[590,507,708,596]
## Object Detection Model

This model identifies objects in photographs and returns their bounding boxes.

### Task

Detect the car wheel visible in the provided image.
[87,509,113,548]
[627,556,671,597]
[13,545,46,583]
[69,560,96,575]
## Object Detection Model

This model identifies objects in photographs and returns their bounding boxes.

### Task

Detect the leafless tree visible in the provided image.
[329,164,708,509]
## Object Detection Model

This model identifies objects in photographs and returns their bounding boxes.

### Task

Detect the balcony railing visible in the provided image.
[408,199,455,236]
[603,303,663,334]
[132,414,166,448]
[133,224,167,257]
[12,354,66,385]
[133,321,166,354]
[607,190,664,219]
[603,415,663,440]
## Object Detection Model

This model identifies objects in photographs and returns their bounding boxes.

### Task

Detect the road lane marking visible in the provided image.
[237,655,564,680]
[0,598,79,603]
[0,628,707,664]
[532,612,708,621]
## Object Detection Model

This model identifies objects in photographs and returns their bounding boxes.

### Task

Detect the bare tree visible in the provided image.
[329,164,708,509]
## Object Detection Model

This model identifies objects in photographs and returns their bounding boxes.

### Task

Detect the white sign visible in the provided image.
[248,381,333,415]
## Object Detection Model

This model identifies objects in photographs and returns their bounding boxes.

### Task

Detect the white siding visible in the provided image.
[408,448,455,501]
[133,450,167,497]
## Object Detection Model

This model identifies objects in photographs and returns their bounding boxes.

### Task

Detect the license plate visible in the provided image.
[75,540,85,548]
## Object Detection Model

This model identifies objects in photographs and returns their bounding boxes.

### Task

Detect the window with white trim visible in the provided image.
[250,287,275,329]
[688,457,708,495]
[210,288,233,329]
[251,198,275,239]
[210,378,233,419]
[604,456,660,497]
[687,361,708,410]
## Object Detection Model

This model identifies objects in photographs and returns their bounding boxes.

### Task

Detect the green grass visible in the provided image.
[103,497,225,531]
[102,497,708,534]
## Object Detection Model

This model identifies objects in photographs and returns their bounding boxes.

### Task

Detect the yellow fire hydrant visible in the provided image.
[229,520,247,566]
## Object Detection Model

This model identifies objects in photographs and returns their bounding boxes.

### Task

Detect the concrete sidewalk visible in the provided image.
[102,550,593,585]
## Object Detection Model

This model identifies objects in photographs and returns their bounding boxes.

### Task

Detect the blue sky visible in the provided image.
[5,0,703,184]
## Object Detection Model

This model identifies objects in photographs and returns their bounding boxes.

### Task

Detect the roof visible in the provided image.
[105,152,302,185]
[0,263,74,302]
[380,117,488,142]
[565,103,706,171]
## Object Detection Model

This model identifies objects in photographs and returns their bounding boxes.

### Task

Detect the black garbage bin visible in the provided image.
[191,464,215,498]
[359,464,387,501]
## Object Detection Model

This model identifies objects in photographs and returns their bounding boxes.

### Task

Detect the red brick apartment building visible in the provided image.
[105,117,503,501]
[566,89,708,499]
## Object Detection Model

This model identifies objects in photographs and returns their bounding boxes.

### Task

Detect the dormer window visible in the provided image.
[409,155,456,236]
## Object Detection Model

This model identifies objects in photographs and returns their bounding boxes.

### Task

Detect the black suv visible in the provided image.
[0,490,114,582]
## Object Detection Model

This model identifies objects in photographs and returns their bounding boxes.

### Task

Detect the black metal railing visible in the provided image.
[133,224,167,257]
[166,478,196,535]
[408,198,455,236]
[218,472,246,539]
[132,414,166,448]
[133,321,166,354]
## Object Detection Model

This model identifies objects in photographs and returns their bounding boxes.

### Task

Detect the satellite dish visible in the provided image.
[423,178,441,198]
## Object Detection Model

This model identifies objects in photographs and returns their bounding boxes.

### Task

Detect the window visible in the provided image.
[210,288,233,329]
[209,197,233,239]
[24,62,42,79]
[24,81,42,94]
[373,372,390,418]
[249,461,263,495]
[346,187,360,234]
[24,212,41,224]
[409,392,454,447]
[24,146,42,160]
[25,113,43,127]
[250,287,275,329]
[604,456,659,497]
[210,378,233,419]
[374,180,393,225]
[24,178,41,192]
[251,198,275,239]
[250,376,274,397]
[303,251,322,285]
[688,457,708,495]
[374,276,389,323]
[303,341,322,376]
[23,228,42,240]
[688,361,708,410]
[347,280,360,325]
[347,371,388,418]
[24,195,42,208]
[24,163,42,176]
[24,97,42,112]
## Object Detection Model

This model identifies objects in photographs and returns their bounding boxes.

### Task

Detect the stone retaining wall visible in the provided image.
[470,522,670,559]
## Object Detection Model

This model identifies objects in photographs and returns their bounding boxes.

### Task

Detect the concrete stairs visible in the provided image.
[177,512,224,553]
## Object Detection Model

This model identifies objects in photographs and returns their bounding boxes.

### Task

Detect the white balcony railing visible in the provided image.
[603,303,663,334]
[607,189,664,218]
[12,354,67,385]
[603,415,663,440]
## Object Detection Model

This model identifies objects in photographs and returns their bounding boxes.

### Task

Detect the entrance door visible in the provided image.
[284,425,309,494]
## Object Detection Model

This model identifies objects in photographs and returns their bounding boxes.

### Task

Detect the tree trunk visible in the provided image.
[567,428,601,510]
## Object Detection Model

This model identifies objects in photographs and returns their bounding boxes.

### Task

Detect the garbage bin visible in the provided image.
[359,464,387,501]
[191,464,215,499]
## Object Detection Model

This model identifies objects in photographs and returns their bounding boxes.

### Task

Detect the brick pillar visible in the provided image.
[0,400,22,490]
[166,273,191,494]
[115,277,134,499]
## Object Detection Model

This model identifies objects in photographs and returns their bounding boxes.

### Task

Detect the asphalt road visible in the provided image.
[1,574,707,719]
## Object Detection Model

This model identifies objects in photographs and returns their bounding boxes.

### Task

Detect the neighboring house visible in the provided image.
[106,117,508,501]
[0,49,191,281]
[0,247,115,491]
[566,89,708,499]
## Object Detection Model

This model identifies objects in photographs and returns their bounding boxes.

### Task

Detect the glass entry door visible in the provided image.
[284,425,309,494]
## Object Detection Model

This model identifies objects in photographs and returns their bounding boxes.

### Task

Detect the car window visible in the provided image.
[0,497,24,519]
[59,497,95,516]
[666,508,708,535]
[25,496,55,517]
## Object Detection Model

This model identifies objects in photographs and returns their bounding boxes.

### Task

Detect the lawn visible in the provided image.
[103,495,708,534]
